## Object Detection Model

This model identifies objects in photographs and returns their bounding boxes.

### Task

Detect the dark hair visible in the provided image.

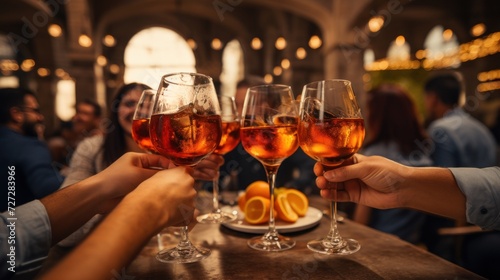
[102,83,151,166]
[364,84,428,155]
[0,87,35,124]
[79,98,102,117]
[424,72,462,106]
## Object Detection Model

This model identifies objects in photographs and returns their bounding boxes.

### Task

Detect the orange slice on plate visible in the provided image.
[275,193,299,223]
[245,180,270,200]
[284,189,309,217]
[244,196,270,224]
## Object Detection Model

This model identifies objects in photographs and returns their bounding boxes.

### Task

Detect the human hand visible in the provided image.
[314,154,411,209]
[91,152,172,212]
[124,166,197,231]
[192,153,224,181]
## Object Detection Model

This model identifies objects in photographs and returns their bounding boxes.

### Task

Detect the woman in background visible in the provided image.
[354,83,432,244]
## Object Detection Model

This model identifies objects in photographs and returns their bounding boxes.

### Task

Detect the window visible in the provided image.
[0,35,19,87]
[424,25,460,68]
[124,27,196,89]
[220,39,244,96]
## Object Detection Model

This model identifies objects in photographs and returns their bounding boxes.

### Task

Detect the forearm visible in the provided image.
[41,175,106,245]
[40,193,161,280]
[401,167,466,221]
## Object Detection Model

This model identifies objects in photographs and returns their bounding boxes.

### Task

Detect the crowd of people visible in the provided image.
[1,70,499,279]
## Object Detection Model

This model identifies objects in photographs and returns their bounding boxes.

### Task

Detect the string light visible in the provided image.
[251,37,262,50]
[48,24,62,37]
[78,34,92,47]
[275,37,286,50]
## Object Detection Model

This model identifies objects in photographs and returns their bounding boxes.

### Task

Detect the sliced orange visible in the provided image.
[284,189,309,217]
[245,180,270,200]
[244,196,270,224]
[274,193,299,223]
[238,193,247,211]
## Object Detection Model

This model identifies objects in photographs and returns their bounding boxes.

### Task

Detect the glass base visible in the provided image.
[307,237,360,255]
[156,245,210,263]
[196,211,237,224]
[247,233,296,252]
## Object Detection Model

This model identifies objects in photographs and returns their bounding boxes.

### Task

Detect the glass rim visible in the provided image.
[160,72,213,86]
[247,84,291,91]
[303,79,351,88]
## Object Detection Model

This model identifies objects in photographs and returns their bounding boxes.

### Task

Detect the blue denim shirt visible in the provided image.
[428,108,497,168]
[1,200,51,279]
[450,166,500,231]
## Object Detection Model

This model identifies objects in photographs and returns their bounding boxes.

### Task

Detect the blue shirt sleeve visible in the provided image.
[449,167,500,230]
[1,200,51,279]
[21,141,63,198]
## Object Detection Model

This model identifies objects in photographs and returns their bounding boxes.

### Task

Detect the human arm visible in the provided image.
[43,152,171,244]
[449,167,500,230]
[39,166,197,280]
[314,154,467,222]
[1,201,51,280]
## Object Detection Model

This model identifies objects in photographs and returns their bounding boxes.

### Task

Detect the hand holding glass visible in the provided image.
[298,79,365,255]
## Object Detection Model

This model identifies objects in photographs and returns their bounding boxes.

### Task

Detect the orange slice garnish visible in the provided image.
[244,196,270,224]
[274,193,299,223]
[284,189,309,217]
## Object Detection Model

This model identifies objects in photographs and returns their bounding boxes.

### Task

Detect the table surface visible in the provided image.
[42,196,484,280]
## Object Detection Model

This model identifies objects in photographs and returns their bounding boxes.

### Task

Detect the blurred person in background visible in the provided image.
[47,99,103,176]
[421,71,499,277]
[57,82,153,246]
[0,88,61,211]
[354,84,432,244]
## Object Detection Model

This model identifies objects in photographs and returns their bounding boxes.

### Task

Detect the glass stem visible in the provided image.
[176,226,192,252]
[212,177,221,213]
[265,168,278,233]
[327,200,343,245]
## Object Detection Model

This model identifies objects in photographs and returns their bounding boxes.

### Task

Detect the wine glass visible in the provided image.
[132,89,157,153]
[240,84,299,251]
[298,79,365,255]
[197,95,240,224]
[150,72,222,263]
[131,89,166,248]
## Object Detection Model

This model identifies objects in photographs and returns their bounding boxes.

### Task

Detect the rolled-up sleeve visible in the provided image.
[1,200,51,279]
[449,167,500,231]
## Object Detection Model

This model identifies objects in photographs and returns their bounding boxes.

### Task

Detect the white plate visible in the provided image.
[221,206,323,234]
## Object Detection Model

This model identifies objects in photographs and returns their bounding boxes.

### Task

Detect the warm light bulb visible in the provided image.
[251,37,262,50]
[264,74,273,83]
[308,35,322,49]
[471,23,486,37]
[273,66,283,76]
[281,59,290,69]
[275,37,287,50]
[211,38,223,50]
[78,34,92,47]
[37,68,50,77]
[443,29,453,41]
[102,35,116,47]
[296,47,307,59]
[96,55,107,66]
[48,24,62,37]
[395,35,405,46]
[368,16,384,33]
[187,39,197,50]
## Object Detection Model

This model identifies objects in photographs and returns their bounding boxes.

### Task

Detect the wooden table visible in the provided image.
[111,196,482,280]
[37,196,483,280]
